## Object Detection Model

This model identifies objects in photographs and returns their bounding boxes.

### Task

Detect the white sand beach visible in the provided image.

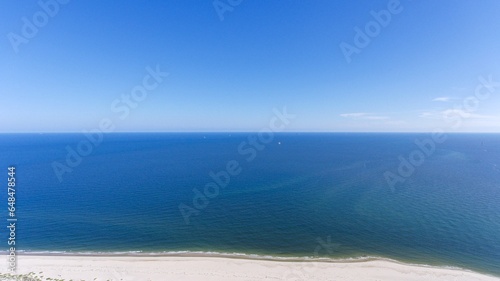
[1,255,499,281]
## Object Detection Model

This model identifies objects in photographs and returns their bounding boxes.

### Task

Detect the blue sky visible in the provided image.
[1,0,500,132]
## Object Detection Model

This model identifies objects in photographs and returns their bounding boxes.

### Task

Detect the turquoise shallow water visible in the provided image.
[1,133,499,276]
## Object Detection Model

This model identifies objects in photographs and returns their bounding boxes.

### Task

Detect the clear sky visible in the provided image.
[1,0,500,132]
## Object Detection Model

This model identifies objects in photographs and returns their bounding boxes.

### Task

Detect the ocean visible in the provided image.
[1,133,499,276]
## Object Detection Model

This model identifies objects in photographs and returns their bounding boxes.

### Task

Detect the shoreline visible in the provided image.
[2,254,499,281]
[2,250,472,269]
[3,250,496,274]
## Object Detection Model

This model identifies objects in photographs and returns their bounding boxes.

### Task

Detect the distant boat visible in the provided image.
[481,141,487,151]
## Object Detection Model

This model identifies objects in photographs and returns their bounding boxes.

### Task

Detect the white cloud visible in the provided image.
[365,116,390,120]
[339,112,368,118]
[340,112,389,120]
[419,111,437,118]
[432,97,453,102]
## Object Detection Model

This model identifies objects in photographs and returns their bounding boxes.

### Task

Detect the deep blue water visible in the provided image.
[1,133,499,276]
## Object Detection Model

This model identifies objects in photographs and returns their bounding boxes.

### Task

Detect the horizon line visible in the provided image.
[1,131,500,134]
